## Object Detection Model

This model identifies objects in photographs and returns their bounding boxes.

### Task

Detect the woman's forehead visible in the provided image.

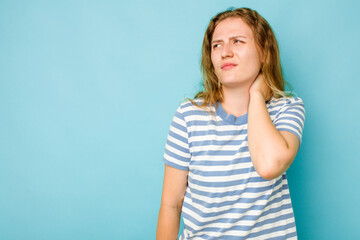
[212,17,253,40]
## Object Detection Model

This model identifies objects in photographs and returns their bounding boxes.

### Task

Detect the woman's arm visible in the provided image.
[247,74,300,180]
[157,165,188,240]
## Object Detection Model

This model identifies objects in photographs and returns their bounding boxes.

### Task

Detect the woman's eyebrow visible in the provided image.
[230,35,247,39]
[211,39,223,44]
[212,35,248,44]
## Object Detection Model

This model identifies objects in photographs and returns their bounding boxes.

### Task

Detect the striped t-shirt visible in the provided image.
[162,96,305,240]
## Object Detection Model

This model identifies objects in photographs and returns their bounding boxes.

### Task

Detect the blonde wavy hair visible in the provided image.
[188,7,292,108]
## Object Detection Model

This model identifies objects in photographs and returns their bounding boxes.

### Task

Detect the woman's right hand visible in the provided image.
[249,73,272,101]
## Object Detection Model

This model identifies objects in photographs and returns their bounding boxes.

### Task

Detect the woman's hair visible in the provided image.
[188,7,291,108]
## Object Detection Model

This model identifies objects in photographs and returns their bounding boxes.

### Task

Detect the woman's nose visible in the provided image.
[221,43,234,58]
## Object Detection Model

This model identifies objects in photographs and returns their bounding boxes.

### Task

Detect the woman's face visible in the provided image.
[211,17,262,88]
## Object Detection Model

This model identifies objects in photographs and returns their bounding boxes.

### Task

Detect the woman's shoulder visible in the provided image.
[267,95,304,107]
[267,95,305,115]
[180,97,204,107]
[176,97,214,116]
[179,97,209,110]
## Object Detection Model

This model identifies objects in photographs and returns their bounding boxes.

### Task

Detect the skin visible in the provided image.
[211,17,263,117]
[211,18,262,90]
[156,17,300,239]
[156,165,188,240]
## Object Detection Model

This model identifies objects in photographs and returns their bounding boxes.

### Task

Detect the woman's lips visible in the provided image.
[221,63,237,70]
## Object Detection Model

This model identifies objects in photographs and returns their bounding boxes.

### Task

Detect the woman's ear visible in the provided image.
[260,50,265,64]
[256,45,265,64]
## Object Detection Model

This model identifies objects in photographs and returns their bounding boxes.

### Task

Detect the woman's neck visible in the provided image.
[220,85,251,117]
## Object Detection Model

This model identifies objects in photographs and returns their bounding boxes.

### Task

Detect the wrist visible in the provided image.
[250,90,265,101]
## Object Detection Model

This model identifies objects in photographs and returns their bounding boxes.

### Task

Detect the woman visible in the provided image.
[157,7,305,240]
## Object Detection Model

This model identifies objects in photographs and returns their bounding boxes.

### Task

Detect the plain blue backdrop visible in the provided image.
[1,0,359,239]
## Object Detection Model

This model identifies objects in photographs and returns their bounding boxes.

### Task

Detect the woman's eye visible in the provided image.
[213,44,220,49]
[235,39,243,44]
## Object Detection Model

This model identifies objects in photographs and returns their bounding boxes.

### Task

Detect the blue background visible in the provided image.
[1,0,359,239]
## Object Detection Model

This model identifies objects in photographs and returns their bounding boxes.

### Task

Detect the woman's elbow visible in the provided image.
[256,168,281,180]
[255,156,294,180]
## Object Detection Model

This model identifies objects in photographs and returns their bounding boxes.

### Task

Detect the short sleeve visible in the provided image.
[162,105,191,171]
[273,97,306,144]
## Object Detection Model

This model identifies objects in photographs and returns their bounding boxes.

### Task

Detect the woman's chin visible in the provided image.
[221,79,253,89]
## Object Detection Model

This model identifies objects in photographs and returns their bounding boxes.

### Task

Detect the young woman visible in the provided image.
[157,7,305,240]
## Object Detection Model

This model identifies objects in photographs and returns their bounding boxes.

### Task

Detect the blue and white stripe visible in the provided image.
[163,96,305,239]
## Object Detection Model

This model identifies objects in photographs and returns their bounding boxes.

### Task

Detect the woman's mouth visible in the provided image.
[221,63,237,70]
